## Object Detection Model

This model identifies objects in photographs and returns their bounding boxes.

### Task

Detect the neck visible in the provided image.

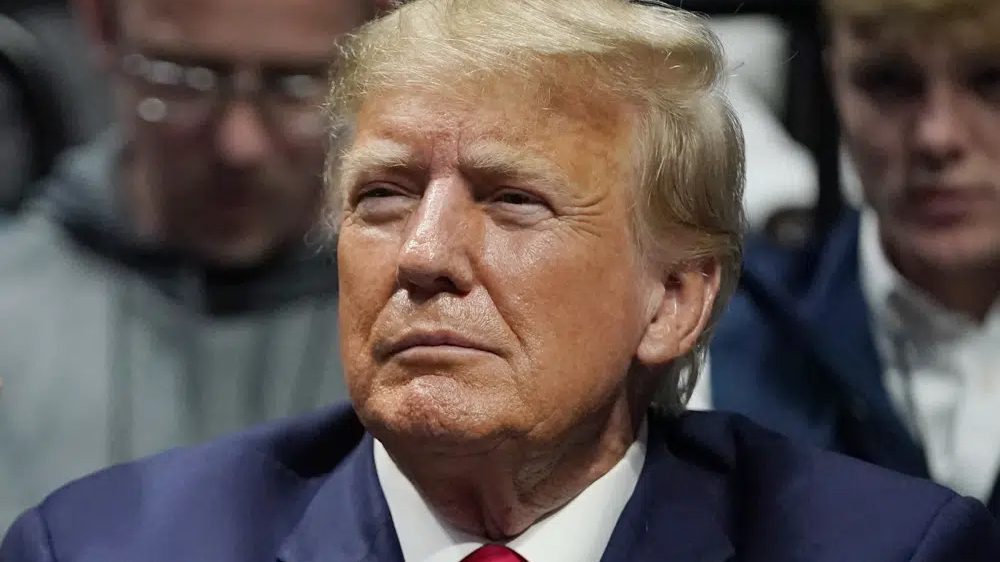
[886,244,1000,324]
[383,395,646,540]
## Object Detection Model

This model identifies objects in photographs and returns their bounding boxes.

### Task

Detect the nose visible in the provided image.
[912,84,966,170]
[215,101,272,167]
[395,179,476,299]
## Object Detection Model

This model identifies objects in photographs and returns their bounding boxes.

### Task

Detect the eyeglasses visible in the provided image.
[120,52,330,141]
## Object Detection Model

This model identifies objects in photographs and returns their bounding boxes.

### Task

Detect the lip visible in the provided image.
[904,186,993,224]
[379,330,498,360]
[208,186,258,210]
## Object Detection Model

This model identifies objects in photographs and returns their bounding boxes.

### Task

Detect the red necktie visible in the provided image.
[461,544,528,562]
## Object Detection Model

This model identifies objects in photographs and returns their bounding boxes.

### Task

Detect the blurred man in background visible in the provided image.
[0,0,377,530]
[702,0,1000,515]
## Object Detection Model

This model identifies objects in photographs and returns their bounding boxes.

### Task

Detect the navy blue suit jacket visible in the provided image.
[2,404,998,561]
[710,210,1000,516]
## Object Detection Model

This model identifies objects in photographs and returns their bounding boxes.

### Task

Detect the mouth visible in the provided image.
[207,184,261,210]
[903,185,994,225]
[378,330,499,361]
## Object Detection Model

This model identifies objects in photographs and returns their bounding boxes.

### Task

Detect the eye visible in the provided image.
[851,62,924,102]
[350,182,416,223]
[358,185,403,200]
[265,71,327,103]
[968,65,1000,104]
[495,190,542,206]
[487,188,554,225]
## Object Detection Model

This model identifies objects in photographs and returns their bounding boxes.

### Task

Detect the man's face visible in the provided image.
[114,0,365,266]
[831,21,1000,272]
[337,85,658,452]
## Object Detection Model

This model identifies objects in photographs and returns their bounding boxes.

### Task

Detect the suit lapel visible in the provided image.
[600,416,734,562]
[796,213,927,477]
[277,434,404,562]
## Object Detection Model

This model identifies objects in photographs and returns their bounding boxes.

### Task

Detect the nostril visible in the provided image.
[396,259,463,299]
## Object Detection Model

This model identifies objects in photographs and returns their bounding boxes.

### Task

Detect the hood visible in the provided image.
[37,130,339,315]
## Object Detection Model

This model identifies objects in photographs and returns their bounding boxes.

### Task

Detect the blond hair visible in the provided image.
[824,0,1000,49]
[324,0,745,411]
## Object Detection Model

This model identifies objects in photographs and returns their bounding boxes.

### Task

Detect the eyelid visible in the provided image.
[351,181,411,205]
[489,187,557,219]
[852,65,924,99]
[969,67,1000,86]
[492,186,549,205]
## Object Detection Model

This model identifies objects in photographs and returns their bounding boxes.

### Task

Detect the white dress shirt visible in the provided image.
[690,211,1000,500]
[373,421,647,562]
[859,210,1000,501]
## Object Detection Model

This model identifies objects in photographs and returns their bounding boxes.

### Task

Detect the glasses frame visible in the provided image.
[118,50,330,141]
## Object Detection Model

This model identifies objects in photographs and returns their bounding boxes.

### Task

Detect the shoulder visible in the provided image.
[0,209,89,365]
[662,410,954,510]
[0,133,121,283]
[664,410,944,502]
[0,210,71,279]
[1,404,365,560]
[710,229,803,353]
[716,209,863,328]
[707,212,863,410]
[657,411,1000,560]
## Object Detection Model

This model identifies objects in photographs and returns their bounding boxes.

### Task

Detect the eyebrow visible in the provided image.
[336,137,571,193]
[338,139,419,190]
[458,140,570,191]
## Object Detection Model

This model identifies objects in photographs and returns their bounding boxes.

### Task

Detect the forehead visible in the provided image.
[349,83,631,172]
[831,14,1000,61]
[122,0,364,61]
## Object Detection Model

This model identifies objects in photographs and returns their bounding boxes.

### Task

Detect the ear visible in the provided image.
[71,0,119,72]
[635,258,721,367]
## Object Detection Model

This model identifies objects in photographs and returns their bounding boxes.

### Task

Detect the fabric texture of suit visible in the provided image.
[709,209,1000,516]
[3,402,999,561]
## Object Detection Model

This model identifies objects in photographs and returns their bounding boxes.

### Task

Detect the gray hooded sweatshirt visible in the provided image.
[0,132,348,531]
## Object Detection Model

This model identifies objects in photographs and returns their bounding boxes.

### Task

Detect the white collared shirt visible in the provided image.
[689,211,1000,501]
[373,421,647,562]
[860,210,1000,501]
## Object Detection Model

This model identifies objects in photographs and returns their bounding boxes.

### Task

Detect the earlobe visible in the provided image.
[635,259,721,367]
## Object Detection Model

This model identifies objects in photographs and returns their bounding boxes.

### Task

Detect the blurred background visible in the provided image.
[0,0,847,232]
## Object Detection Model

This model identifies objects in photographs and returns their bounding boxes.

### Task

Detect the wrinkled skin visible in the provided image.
[336,84,719,537]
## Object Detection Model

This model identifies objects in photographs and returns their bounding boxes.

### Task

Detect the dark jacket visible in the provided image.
[709,209,1000,516]
[0,132,347,530]
[3,403,998,561]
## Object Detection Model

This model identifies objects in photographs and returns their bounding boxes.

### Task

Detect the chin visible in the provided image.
[198,236,278,269]
[358,373,521,453]
[906,227,1000,273]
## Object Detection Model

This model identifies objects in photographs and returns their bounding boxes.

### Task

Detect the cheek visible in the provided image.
[136,127,208,173]
[337,227,401,379]
[970,106,1000,164]
[483,226,645,403]
[281,140,327,176]
[842,96,907,203]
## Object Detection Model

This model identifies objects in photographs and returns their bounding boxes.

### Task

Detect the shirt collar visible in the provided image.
[858,208,997,342]
[374,420,648,562]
